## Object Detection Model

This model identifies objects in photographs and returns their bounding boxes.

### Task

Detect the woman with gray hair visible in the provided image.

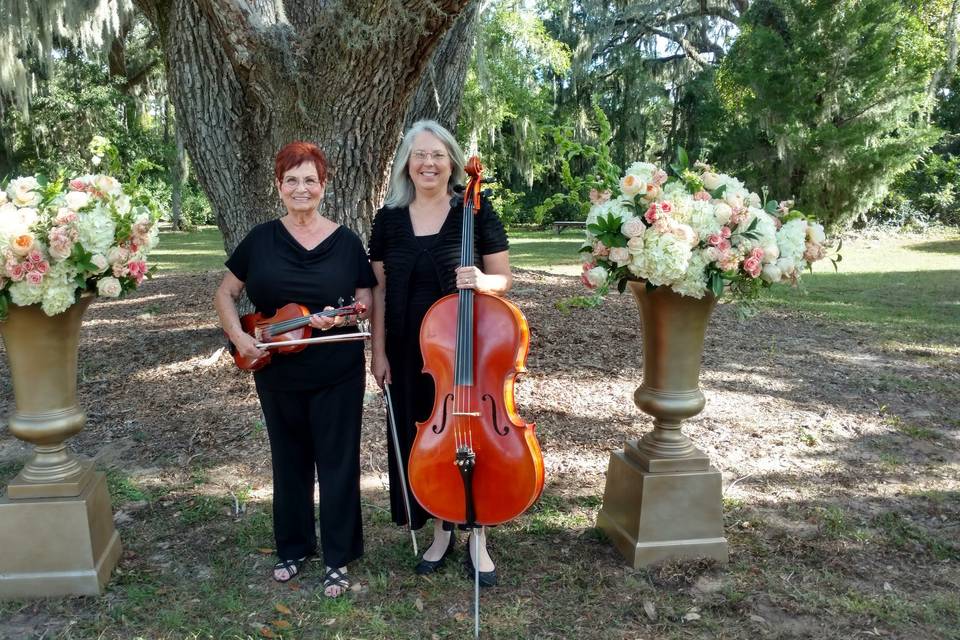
[369,120,512,587]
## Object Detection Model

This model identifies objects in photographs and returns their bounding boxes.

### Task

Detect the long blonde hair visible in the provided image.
[383,120,467,208]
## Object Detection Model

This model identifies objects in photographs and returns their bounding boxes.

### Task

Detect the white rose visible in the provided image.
[713,202,732,225]
[91,254,109,273]
[701,172,723,191]
[627,235,645,252]
[64,190,91,211]
[115,194,132,215]
[107,246,130,265]
[619,174,646,197]
[92,175,121,196]
[621,217,646,238]
[747,192,762,208]
[761,263,783,283]
[585,265,609,288]
[97,276,123,297]
[723,187,746,209]
[806,222,826,244]
[776,257,797,277]
[761,243,780,264]
[8,176,41,207]
[609,246,631,266]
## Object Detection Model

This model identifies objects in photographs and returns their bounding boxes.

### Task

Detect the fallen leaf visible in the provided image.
[275,603,292,616]
[642,599,657,621]
[454,612,469,622]
[258,627,277,638]
[750,615,766,624]
[271,620,292,630]
[683,612,701,622]
[258,548,274,555]
[323,618,336,626]
[414,597,424,612]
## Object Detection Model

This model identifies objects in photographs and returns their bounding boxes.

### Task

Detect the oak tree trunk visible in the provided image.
[136,0,470,253]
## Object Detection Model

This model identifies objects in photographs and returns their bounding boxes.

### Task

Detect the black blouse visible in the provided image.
[368,197,509,339]
[226,220,377,391]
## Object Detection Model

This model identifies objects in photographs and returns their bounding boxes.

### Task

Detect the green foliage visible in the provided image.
[714,0,942,230]
[534,102,621,224]
[459,0,571,201]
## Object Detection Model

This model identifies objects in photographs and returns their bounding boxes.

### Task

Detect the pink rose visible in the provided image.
[743,256,762,278]
[750,247,765,261]
[27,249,43,263]
[10,262,25,281]
[660,202,672,214]
[26,270,43,285]
[708,234,723,247]
[652,169,668,186]
[592,240,610,258]
[33,260,48,275]
[694,190,711,201]
[804,243,826,262]
[126,260,148,284]
[644,203,659,224]
[717,238,731,252]
[721,226,732,239]
[54,208,78,225]
[69,179,87,191]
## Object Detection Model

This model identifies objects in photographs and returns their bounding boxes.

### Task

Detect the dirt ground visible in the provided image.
[0,267,957,639]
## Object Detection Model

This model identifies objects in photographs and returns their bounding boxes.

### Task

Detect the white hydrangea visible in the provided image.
[77,204,117,255]
[39,260,80,315]
[672,250,712,299]
[777,219,808,265]
[687,201,723,240]
[748,209,779,247]
[8,280,44,306]
[634,226,692,286]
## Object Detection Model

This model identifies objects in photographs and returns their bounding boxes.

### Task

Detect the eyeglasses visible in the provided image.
[281,177,323,190]
[411,150,449,162]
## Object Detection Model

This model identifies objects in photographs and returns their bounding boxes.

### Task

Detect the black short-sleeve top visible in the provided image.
[368,196,509,339]
[225,220,377,391]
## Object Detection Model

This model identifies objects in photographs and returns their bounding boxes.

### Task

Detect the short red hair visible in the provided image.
[274,141,329,184]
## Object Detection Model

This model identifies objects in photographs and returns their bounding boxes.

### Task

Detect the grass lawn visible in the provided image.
[158,224,960,350]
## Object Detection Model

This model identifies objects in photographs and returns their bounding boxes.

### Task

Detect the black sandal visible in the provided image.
[322,566,351,598]
[273,556,306,583]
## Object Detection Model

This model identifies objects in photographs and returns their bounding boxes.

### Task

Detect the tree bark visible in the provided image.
[403,0,480,133]
[135,0,471,253]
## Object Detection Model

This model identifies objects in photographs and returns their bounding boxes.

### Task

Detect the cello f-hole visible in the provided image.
[432,393,454,434]
[481,393,508,436]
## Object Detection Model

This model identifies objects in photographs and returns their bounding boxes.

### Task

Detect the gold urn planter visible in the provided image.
[0,296,122,598]
[596,281,728,568]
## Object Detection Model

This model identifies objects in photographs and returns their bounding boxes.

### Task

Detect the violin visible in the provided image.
[230,301,366,371]
[407,157,544,527]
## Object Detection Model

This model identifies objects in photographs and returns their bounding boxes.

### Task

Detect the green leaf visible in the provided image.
[709,184,727,199]
[710,273,725,297]
[617,278,627,294]
[676,146,690,171]
[764,200,779,214]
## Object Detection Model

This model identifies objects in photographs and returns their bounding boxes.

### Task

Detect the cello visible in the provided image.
[408,157,544,529]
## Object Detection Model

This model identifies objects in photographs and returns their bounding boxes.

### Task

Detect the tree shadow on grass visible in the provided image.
[906,238,960,255]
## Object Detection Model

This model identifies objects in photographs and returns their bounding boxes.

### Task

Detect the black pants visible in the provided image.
[257,374,365,568]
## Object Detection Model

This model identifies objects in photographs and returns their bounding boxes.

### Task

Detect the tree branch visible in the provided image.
[649,27,710,69]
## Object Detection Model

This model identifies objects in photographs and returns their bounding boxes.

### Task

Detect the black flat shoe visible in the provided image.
[415,531,456,575]
[464,538,497,588]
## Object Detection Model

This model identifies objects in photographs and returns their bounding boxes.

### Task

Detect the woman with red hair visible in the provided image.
[214,141,375,597]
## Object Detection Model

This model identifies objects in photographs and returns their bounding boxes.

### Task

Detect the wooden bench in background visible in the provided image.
[552,221,587,234]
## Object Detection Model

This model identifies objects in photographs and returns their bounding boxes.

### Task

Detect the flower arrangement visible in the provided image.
[0,172,161,319]
[579,150,836,302]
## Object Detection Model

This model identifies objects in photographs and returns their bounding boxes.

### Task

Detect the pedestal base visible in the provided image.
[7,460,95,499]
[597,448,728,568]
[0,471,122,598]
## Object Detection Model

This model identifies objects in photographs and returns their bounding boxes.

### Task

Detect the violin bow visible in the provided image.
[254,331,370,349]
[384,383,419,557]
